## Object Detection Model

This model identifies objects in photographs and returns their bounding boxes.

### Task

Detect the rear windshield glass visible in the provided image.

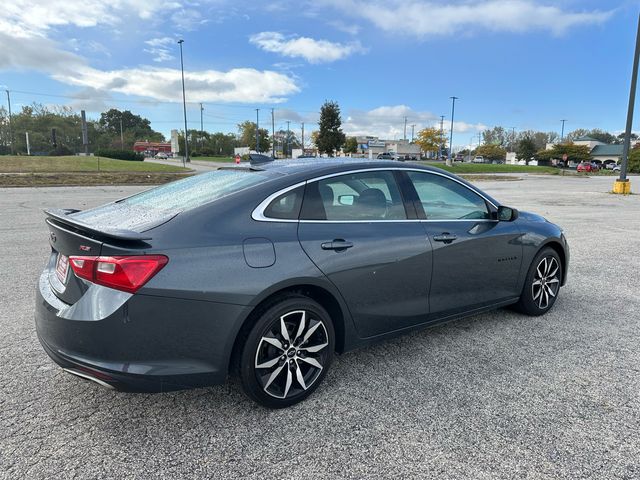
[121,169,273,210]
[71,169,275,231]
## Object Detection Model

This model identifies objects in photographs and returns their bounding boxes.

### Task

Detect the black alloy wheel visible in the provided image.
[239,294,335,408]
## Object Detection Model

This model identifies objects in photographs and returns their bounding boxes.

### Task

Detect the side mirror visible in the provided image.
[497,206,519,222]
[338,195,355,206]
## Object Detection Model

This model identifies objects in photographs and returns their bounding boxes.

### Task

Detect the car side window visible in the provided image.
[407,172,490,220]
[300,171,407,221]
[263,186,304,220]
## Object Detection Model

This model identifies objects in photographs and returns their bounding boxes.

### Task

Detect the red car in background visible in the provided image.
[577,162,599,172]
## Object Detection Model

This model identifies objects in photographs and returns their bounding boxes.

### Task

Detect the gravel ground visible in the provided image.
[1,176,639,479]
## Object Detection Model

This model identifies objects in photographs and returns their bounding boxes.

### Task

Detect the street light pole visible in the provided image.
[177,39,189,165]
[5,90,13,155]
[447,97,458,166]
[200,103,204,150]
[119,117,124,150]
[255,108,260,153]
[560,119,567,142]
[615,12,640,194]
[411,124,416,142]
[403,116,407,141]
[439,115,445,160]
[271,108,275,158]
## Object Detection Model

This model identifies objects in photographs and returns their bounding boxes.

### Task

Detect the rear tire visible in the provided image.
[513,247,562,316]
[239,294,335,408]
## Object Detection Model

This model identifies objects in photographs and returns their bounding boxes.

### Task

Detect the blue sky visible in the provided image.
[0,0,638,148]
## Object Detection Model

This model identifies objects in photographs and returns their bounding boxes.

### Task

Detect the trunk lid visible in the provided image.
[44,209,153,305]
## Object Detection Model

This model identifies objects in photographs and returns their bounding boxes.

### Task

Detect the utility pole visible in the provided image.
[200,103,204,150]
[177,39,189,165]
[301,122,305,152]
[510,127,516,151]
[81,110,89,155]
[478,132,482,147]
[615,12,640,194]
[119,117,124,150]
[5,90,13,155]
[410,124,416,142]
[286,120,291,157]
[255,108,260,153]
[448,97,458,166]
[439,115,445,160]
[560,119,567,142]
[271,108,275,158]
[25,132,30,155]
[403,116,407,141]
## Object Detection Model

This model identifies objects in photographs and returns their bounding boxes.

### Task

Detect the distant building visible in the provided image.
[544,135,628,167]
[572,136,623,166]
[133,141,172,156]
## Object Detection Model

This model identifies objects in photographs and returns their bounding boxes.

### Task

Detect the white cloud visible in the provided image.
[249,32,366,63]
[0,3,300,104]
[144,37,176,62]
[55,66,300,103]
[2,1,184,36]
[171,8,207,31]
[343,105,486,139]
[320,0,613,37]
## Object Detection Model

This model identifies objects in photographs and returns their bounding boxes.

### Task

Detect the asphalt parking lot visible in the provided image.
[1,174,639,479]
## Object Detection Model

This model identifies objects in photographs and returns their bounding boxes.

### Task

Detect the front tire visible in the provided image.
[514,247,563,316]
[239,295,335,408]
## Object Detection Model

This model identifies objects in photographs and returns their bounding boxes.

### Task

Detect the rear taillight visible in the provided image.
[69,255,168,293]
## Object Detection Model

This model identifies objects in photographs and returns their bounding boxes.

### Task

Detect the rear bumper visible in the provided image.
[35,273,248,392]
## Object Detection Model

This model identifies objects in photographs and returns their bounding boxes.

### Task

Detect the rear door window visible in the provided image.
[263,186,304,220]
[301,171,407,221]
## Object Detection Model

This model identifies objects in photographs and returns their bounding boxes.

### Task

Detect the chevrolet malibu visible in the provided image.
[36,159,569,408]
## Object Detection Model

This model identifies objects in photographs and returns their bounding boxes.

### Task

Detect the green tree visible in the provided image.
[316,101,345,156]
[97,109,163,149]
[415,127,447,155]
[516,137,537,165]
[627,145,640,173]
[535,143,591,165]
[273,129,301,157]
[237,120,270,153]
[567,128,621,144]
[517,130,557,150]
[475,144,506,161]
[343,136,358,154]
[482,126,507,146]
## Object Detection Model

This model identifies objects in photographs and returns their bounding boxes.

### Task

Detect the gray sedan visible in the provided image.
[35,159,569,408]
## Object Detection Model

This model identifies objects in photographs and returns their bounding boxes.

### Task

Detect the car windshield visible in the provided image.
[72,169,277,231]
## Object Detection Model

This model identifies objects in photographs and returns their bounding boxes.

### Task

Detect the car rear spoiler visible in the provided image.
[44,208,152,241]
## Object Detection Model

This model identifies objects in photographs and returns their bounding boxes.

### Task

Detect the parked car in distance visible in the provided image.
[155,152,168,159]
[35,159,569,408]
[376,152,394,160]
[577,162,598,172]
[612,164,621,172]
[473,156,485,164]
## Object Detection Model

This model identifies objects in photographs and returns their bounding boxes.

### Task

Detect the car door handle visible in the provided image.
[433,233,457,244]
[321,239,354,251]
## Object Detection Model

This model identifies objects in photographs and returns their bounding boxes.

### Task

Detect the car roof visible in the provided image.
[253,157,419,175]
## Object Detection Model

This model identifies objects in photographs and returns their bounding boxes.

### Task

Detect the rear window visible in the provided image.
[121,169,273,210]
[72,169,275,231]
